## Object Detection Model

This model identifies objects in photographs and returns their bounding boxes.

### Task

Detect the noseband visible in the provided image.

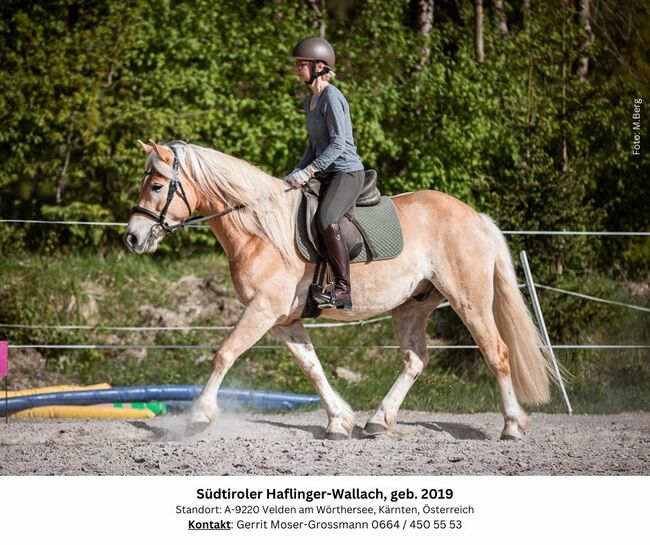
[130,146,247,241]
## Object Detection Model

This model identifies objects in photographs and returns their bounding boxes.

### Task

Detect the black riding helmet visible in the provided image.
[292,36,335,84]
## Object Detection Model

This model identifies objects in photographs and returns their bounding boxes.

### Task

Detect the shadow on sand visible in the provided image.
[127,417,489,441]
[403,421,489,440]
[127,420,187,441]
[249,418,371,440]
[249,418,489,441]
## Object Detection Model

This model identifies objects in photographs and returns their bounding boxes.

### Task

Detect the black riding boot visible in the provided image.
[313,223,352,310]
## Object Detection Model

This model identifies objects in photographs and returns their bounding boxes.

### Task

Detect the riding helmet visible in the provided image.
[292,36,335,69]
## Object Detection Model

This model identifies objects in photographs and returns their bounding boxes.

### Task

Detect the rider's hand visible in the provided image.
[283,168,300,187]
[284,166,313,188]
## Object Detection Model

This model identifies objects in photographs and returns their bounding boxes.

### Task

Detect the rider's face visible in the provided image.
[294,60,311,82]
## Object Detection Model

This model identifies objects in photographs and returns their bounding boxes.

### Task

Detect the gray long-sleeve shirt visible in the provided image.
[296,84,364,174]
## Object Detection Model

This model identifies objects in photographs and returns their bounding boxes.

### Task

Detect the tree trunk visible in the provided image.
[56,133,73,204]
[307,0,326,38]
[494,0,509,35]
[414,0,434,69]
[522,0,531,31]
[575,0,594,82]
[416,0,434,35]
[475,0,485,63]
[562,2,569,174]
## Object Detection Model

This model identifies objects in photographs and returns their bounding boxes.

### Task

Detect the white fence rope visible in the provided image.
[7,343,650,350]
[1,218,648,236]
[0,324,235,331]
[0,219,128,227]
[1,223,646,352]
[307,316,393,328]
[0,315,394,332]
[501,230,650,236]
[1,280,645,334]
[534,284,650,312]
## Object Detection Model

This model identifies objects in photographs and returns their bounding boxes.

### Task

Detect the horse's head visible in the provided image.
[124,140,199,254]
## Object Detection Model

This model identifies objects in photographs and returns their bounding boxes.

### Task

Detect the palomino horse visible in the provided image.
[124,140,552,440]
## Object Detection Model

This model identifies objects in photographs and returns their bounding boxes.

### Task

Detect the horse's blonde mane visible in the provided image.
[148,141,299,262]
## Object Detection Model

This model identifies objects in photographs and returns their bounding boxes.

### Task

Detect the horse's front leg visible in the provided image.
[187,300,279,435]
[273,321,356,440]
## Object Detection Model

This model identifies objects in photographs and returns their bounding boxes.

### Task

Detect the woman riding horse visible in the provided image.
[284,37,365,311]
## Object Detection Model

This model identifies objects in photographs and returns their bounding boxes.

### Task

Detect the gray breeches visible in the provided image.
[316,169,364,232]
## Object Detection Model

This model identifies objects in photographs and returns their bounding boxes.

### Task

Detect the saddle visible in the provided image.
[295,170,404,264]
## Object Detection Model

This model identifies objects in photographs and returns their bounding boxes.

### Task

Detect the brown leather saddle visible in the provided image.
[297,170,382,262]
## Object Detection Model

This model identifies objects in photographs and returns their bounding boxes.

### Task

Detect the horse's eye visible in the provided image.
[152,183,163,192]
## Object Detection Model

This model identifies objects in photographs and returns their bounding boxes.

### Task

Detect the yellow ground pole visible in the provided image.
[3,383,158,418]
[9,405,155,419]
[3,383,112,398]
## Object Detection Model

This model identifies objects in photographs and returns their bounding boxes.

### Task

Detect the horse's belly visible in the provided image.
[319,253,431,320]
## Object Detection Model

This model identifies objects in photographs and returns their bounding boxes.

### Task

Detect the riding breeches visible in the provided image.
[316,170,364,232]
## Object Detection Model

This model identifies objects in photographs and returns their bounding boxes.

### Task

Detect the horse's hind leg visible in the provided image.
[364,292,444,435]
[441,278,528,440]
[273,321,355,440]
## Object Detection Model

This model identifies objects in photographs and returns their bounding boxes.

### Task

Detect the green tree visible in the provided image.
[0,0,646,277]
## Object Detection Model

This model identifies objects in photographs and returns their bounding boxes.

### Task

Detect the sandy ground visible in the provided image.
[1,410,648,476]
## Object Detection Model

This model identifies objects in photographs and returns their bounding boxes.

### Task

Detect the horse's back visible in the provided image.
[391,189,488,234]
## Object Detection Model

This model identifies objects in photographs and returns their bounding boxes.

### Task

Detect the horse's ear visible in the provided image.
[147,139,174,163]
[138,139,153,155]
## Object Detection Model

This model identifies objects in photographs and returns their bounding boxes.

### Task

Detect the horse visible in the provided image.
[124,139,553,440]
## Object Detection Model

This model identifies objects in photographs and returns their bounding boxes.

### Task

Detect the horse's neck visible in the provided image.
[204,209,283,306]
[193,197,244,257]
[193,169,295,264]
[212,224,251,260]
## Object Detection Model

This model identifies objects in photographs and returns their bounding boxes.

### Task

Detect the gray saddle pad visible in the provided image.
[295,194,404,263]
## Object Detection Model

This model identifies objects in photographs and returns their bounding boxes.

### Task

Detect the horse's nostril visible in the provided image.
[124,232,138,249]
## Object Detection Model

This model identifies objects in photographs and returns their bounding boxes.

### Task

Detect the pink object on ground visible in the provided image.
[0,340,8,378]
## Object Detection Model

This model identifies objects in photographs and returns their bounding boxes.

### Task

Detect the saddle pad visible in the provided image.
[295,196,404,263]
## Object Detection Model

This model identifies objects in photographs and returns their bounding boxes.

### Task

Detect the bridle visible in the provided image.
[130,146,246,240]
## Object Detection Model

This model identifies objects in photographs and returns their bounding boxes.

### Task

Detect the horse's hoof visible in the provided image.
[363,422,389,436]
[185,421,210,437]
[500,431,522,441]
[326,432,349,441]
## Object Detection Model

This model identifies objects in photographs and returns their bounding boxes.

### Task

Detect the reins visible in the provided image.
[181,203,248,228]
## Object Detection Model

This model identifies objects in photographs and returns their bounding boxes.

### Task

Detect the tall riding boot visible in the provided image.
[313,223,353,310]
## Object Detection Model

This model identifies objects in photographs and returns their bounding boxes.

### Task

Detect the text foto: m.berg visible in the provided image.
[632,97,642,155]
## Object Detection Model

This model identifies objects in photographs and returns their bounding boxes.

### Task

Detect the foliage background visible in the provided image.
[0,0,648,410]
[1,0,648,274]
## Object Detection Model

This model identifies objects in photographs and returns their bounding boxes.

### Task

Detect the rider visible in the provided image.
[285,36,365,311]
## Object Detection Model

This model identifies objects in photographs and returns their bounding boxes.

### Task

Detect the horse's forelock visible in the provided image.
[145,149,174,180]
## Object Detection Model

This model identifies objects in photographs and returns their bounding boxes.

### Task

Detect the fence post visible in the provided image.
[519,250,572,414]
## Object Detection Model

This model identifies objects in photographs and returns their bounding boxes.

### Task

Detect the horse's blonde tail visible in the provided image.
[481,214,553,404]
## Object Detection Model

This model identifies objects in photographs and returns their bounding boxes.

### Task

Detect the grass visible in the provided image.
[1,249,648,413]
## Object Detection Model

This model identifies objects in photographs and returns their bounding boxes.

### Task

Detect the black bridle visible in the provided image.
[130,146,246,238]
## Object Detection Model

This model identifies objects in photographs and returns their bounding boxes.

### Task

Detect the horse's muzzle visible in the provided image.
[124,220,165,254]
[123,230,140,253]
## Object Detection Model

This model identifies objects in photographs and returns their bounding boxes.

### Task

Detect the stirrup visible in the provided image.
[317,299,353,311]
[313,289,352,311]
[318,301,352,311]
